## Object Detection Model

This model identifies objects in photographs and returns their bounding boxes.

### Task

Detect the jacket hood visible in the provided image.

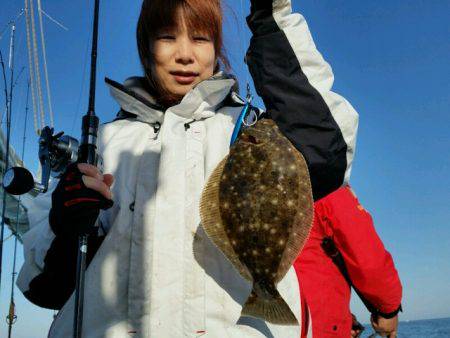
[106,72,241,125]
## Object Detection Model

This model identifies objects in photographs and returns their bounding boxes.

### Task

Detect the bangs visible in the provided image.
[142,0,221,45]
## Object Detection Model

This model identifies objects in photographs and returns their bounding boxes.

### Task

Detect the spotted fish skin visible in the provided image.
[200,119,313,325]
[221,119,304,278]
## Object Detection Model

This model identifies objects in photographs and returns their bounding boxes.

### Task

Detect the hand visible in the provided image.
[351,329,362,338]
[351,313,364,337]
[371,314,398,338]
[78,163,114,200]
[49,163,114,237]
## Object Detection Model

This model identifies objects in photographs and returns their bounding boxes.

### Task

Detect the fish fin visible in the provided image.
[242,284,298,326]
[199,156,253,282]
[276,151,314,283]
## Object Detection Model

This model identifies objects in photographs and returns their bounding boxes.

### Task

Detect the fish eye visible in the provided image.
[248,135,258,144]
[240,134,259,144]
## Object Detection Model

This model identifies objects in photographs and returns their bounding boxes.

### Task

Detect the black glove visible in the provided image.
[49,163,113,238]
[250,0,273,12]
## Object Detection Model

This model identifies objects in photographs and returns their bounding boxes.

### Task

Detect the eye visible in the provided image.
[193,35,211,42]
[157,34,176,40]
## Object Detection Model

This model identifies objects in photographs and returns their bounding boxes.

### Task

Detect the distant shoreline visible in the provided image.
[362,317,450,338]
[399,316,450,323]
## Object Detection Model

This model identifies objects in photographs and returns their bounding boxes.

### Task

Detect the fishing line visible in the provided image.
[229,0,258,146]
[71,26,91,136]
[238,0,250,91]
[237,0,255,120]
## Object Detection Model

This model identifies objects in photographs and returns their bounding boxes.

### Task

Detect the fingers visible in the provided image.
[82,175,113,200]
[78,163,103,180]
[351,329,362,337]
[76,163,114,199]
[103,174,114,187]
[77,163,115,187]
[370,314,378,326]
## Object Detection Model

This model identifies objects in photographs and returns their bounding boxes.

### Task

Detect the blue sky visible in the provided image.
[0,0,449,337]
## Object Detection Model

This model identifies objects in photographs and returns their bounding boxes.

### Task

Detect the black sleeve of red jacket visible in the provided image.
[324,187,403,313]
[23,234,104,310]
[246,1,359,200]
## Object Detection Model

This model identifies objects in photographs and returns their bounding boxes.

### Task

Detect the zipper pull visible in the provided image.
[184,119,196,131]
[152,122,161,139]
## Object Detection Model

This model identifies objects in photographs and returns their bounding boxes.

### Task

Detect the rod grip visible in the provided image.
[78,115,99,165]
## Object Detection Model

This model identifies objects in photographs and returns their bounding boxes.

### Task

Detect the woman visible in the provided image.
[17,0,358,336]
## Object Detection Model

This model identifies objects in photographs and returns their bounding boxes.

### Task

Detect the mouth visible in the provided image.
[170,70,199,85]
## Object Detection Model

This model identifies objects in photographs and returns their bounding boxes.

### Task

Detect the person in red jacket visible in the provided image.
[294,186,402,338]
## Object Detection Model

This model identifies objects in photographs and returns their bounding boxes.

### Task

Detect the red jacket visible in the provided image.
[294,186,402,337]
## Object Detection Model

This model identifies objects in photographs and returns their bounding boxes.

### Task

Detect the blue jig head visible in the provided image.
[230,84,258,146]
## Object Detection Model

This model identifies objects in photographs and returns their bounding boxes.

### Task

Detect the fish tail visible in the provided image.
[242,283,298,326]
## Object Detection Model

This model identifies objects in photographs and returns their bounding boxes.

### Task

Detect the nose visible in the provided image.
[175,37,195,65]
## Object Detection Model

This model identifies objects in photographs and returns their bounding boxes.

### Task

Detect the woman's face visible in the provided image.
[153,10,216,98]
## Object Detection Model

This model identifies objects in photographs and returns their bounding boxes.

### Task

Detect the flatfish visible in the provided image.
[200,118,313,325]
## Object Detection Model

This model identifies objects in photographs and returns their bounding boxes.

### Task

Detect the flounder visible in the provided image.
[200,118,314,325]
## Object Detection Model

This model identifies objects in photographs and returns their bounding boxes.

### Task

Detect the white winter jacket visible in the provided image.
[19,74,304,337]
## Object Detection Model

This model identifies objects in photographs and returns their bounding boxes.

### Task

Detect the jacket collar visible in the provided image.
[105,73,238,125]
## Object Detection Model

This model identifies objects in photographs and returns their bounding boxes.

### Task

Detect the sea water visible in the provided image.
[362,317,450,337]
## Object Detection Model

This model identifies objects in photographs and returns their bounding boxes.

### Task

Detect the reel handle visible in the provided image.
[2,167,41,195]
[2,126,79,196]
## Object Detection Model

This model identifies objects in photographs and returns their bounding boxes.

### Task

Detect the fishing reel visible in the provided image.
[2,126,79,195]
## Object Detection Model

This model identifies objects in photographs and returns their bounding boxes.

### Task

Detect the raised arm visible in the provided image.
[246,0,359,200]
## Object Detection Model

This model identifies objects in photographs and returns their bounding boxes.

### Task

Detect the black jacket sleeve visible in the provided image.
[23,234,104,310]
[246,1,359,200]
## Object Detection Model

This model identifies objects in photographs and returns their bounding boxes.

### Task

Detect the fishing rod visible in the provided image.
[6,80,30,338]
[3,1,102,337]
[0,23,17,293]
[73,1,101,336]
